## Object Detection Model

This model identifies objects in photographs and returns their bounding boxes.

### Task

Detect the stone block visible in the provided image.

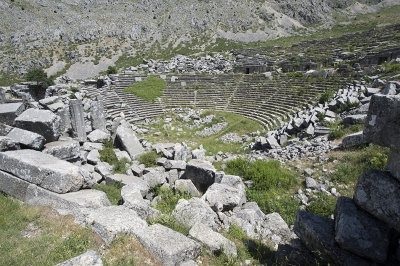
[136,224,201,265]
[0,102,25,125]
[6,127,45,150]
[43,140,80,161]
[115,124,144,159]
[0,149,85,193]
[185,159,216,193]
[353,169,400,231]
[69,99,87,142]
[363,94,400,149]
[334,197,390,262]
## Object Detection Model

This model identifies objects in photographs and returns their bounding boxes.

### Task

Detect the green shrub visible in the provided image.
[153,187,192,214]
[328,125,345,140]
[306,193,337,218]
[107,66,118,75]
[99,140,131,174]
[225,158,299,225]
[124,76,166,102]
[384,62,400,73]
[138,151,160,167]
[319,91,333,104]
[369,152,388,171]
[93,182,123,205]
[335,102,360,114]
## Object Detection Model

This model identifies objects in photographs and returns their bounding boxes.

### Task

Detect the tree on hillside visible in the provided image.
[26,68,53,89]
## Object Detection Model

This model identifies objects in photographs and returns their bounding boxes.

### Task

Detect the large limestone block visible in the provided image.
[363,94,400,149]
[0,136,20,151]
[353,169,400,231]
[294,211,371,266]
[56,250,103,266]
[69,99,87,142]
[115,125,144,159]
[340,131,366,148]
[174,179,200,197]
[87,129,110,143]
[334,197,390,263]
[221,175,246,206]
[189,222,237,257]
[172,197,221,230]
[0,102,25,125]
[387,148,400,181]
[0,150,85,193]
[90,96,107,131]
[136,224,201,265]
[121,185,159,220]
[201,183,243,211]
[14,108,61,142]
[43,140,80,161]
[85,206,148,245]
[0,170,110,210]
[185,159,216,193]
[7,127,45,150]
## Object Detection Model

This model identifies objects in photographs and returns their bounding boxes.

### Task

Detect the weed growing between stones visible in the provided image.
[99,140,132,174]
[138,151,161,168]
[151,186,193,214]
[93,182,123,205]
[124,76,167,102]
[225,158,300,225]
[306,192,337,218]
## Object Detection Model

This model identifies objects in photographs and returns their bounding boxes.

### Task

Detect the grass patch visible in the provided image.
[225,158,300,225]
[138,151,161,168]
[326,144,390,197]
[151,186,193,214]
[124,76,166,102]
[319,91,334,104]
[93,182,123,205]
[0,71,22,86]
[0,193,100,265]
[306,193,337,218]
[99,140,132,174]
[144,111,263,155]
[204,224,276,265]
[148,214,190,236]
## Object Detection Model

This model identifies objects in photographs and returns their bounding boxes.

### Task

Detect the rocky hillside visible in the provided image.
[0,0,398,76]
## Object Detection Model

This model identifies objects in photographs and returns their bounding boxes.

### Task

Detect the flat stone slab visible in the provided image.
[116,125,144,159]
[0,150,85,193]
[363,94,400,149]
[0,102,25,125]
[43,140,81,161]
[334,197,390,263]
[185,159,216,193]
[353,169,400,231]
[189,222,237,257]
[85,206,148,245]
[87,129,110,143]
[56,250,103,266]
[7,127,45,150]
[0,170,110,211]
[136,224,201,265]
[172,197,221,230]
[294,211,371,266]
[15,108,61,142]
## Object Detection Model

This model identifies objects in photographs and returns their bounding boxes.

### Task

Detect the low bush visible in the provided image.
[152,187,192,214]
[99,140,131,174]
[306,193,337,218]
[225,158,299,225]
[106,66,118,75]
[93,181,123,205]
[138,151,160,168]
[334,101,360,114]
[318,91,333,104]
[328,125,345,140]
